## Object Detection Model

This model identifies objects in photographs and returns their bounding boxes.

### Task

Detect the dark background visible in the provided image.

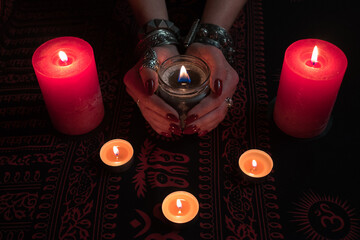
[1,0,359,238]
[264,0,360,237]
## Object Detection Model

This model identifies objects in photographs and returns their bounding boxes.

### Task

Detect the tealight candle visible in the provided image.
[238,149,273,179]
[157,55,210,128]
[32,36,104,135]
[273,39,347,138]
[162,191,199,224]
[100,139,134,170]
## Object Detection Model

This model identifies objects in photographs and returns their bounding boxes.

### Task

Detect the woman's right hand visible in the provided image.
[124,45,182,137]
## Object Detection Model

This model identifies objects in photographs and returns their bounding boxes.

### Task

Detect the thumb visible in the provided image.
[139,66,159,95]
[210,61,226,97]
[138,48,160,95]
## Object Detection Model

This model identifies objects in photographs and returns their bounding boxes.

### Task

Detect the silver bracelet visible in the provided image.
[135,28,179,57]
[138,19,181,39]
[185,19,235,64]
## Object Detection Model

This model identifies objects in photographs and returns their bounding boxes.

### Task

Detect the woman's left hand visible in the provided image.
[184,43,239,136]
[124,45,182,137]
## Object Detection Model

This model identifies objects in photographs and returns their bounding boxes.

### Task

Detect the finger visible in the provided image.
[138,45,180,96]
[123,65,144,94]
[186,93,224,123]
[138,48,160,95]
[139,67,158,96]
[186,73,237,124]
[208,56,227,97]
[140,106,173,135]
[188,44,227,97]
[126,84,179,122]
[127,87,180,137]
[124,66,180,123]
[142,106,182,136]
[189,100,229,134]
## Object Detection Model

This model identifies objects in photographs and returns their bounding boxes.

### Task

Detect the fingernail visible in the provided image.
[145,79,155,95]
[169,123,182,136]
[167,113,179,122]
[183,125,199,135]
[214,79,222,96]
[185,114,198,125]
[161,132,171,138]
[198,130,208,137]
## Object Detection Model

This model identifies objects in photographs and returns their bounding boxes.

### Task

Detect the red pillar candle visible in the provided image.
[32,37,104,135]
[273,39,347,138]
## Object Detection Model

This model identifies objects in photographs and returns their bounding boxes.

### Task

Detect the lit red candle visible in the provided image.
[273,39,347,138]
[32,36,104,135]
[162,191,199,224]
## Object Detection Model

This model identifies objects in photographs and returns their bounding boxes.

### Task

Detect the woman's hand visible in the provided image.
[184,43,239,136]
[124,45,182,137]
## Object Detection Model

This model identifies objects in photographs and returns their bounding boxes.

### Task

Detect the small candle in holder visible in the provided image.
[238,149,273,179]
[162,191,199,224]
[32,36,104,135]
[157,55,210,128]
[100,139,134,170]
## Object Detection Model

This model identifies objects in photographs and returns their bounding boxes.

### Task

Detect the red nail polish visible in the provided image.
[185,114,198,124]
[169,123,182,136]
[183,125,198,135]
[167,113,179,122]
[145,79,155,95]
[161,132,171,138]
[214,79,222,96]
[198,130,208,137]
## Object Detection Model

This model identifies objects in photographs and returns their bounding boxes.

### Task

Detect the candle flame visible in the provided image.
[176,199,182,214]
[178,65,191,84]
[252,159,257,168]
[113,146,119,157]
[311,45,318,65]
[59,51,68,63]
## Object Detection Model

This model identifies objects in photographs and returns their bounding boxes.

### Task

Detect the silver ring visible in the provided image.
[225,97,233,109]
[139,48,159,72]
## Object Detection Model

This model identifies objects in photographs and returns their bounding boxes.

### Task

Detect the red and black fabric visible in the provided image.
[1,0,359,239]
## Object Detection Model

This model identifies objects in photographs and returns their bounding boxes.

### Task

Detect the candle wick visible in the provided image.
[113,146,120,159]
[178,208,182,214]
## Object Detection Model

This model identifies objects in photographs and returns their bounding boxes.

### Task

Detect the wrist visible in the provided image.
[138,19,180,39]
[184,20,235,64]
[154,45,179,62]
[187,42,222,55]
[135,19,181,58]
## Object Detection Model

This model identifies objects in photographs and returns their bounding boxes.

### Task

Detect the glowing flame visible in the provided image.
[252,159,257,168]
[178,65,191,84]
[59,51,68,63]
[311,45,318,65]
[176,199,182,214]
[113,146,119,157]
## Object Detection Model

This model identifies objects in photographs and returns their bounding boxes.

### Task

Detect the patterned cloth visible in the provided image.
[1,0,359,239]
